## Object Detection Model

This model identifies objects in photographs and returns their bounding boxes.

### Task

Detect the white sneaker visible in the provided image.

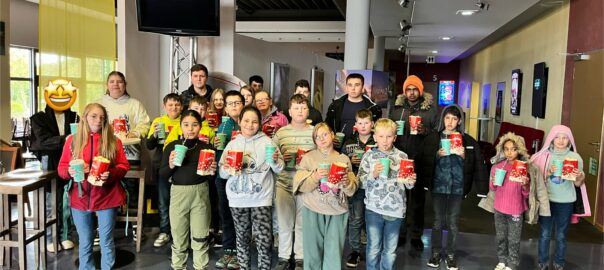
[47,243,61,253]
[154,233,170,247]
[495,263,506,270]
[61,240,75,250]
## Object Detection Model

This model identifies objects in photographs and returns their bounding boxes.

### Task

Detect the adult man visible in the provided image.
[283,79,323,125]
[325,73,381,147]
[30,79,79,252]
[180,64,214,111]
[390,75,438,255]
[249,75,264,91]
[255,90,289,137]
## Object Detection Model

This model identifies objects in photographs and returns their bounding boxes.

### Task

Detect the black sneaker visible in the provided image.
[213,232,223,248]
[445,254,458,270]
[410,238,424,251]
[346,251,361,268]
[274,259,289,270]
[294,259,303,270]
[427,253,441,268]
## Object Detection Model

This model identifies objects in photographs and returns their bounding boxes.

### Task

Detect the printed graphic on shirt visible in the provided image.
[228,151,270,194]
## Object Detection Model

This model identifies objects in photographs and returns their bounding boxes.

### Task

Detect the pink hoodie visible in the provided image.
[529,125,590,223]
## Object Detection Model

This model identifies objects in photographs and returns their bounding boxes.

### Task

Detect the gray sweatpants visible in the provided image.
[494,210,523,269]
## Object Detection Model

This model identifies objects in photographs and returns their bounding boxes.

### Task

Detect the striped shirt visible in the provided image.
[272,124,315,191]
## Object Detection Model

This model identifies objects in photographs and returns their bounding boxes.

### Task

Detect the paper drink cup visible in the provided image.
[262,124,276,137]
[226,150,244,172]
[365,145,375,152]
[69,123,78,135]
[396,120,405,135]
[319,163,330,183]
[552,159,564,177]
[286,150,297,169]
[379,158,391,177]
[441,139,452,155]
[89,156,110,178]
[196,149,215,176]
[494,168,507,186]
[231,130,242,141]
[265,145,277,164]
[510,160,528,182]
[562,158,579,180]
[207,112,219,127]
[173,145,188,167]
[216,133,227,150]
[69,159,85,183]
[409,115,422,135]
[398,159,415,183]
[112,119,127,134]
[335,132,345,145]
[221,116,230,126]
[328,162,348,185]
[354,149,365,159]
[156,122,166,139]
[296,148,310,166]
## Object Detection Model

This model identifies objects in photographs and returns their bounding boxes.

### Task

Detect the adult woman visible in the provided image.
[293,123,357,269]
[240,85,255,107]
[57,103,130,270]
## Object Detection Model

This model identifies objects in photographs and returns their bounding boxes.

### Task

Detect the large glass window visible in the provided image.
[9,46,36,119]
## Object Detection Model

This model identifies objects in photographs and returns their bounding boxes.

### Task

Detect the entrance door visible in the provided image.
[468,82,481,139]
[569,50,603,230]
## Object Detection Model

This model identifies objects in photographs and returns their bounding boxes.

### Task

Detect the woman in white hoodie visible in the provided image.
[219,106,284,270]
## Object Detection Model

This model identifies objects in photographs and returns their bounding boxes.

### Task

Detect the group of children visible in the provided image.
[58,80,588,270]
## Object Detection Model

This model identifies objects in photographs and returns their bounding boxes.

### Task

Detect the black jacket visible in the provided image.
[390,93,438,160]
[283,106,323,126]
[179,84,214,111]
[325,94,381,135]
[29,106,78,170]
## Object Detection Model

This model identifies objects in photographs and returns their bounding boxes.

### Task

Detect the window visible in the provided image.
[9,46,36,119]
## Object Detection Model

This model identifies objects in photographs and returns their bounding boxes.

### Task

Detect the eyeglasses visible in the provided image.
[255,98,270,103]
[226,101,243,107]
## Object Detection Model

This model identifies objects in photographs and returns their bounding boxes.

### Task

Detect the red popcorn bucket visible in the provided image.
[198,133,209,144]
[562,158,579,180]
[262,124,276,137]
[197,149,215,176]
[352,126,358,133]
[112,119,127,134]
[89,156,110,178]
[409,115,422,135]
[450,132,463,148]
[231,130,242,141]
[398,159,415,179]
[510,160,528,182]
[226,150,244,171]
[365,145,376,152]
[207,112,219,128]
[328,162,347,185]
[296,148,310,166]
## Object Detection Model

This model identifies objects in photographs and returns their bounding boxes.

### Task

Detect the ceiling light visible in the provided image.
[456,9,478,16]
[398,0,410,8]
[440,36,452,41]
[431,50,438,54]
[399,20,412,32]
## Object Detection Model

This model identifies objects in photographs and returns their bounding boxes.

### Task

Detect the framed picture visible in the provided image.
[495,82,505,123]
[310,68,324,111]
[510,69,522,115]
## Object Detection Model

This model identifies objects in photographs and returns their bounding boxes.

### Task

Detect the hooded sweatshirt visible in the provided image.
[530,125,583,203]
[219,132,285,208]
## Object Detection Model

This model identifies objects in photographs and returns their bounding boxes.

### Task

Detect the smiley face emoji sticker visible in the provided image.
[44,79,78,111]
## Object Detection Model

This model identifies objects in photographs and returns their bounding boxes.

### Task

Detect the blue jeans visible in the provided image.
[157,170,171,234]
[365,209,403,270]
[538,202,573,266]
[348,188,366,252]
[72,208,117,270]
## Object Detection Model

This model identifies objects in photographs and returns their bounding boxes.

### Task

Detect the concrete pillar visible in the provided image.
[373,36,385,71]
[0,0,11,140]
[344,0,370,70]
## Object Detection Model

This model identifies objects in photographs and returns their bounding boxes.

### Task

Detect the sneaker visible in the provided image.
[154,233,170,247]
[47,243,61,253]
[215,254,231,268]
[275,259,289,270]
[93,229,100,246]
[132,225,145,241]
[445,254,458,270]
[494,262,506,270]
[61,240,74,250]
[226,251,241,270]
[294,259,303,270]
[410,238,424,251]
[504,267,513,270]
[346,251,361,268]
[427,253,441,268]
[553,264,564,270]
[538,263,549,270]
[213,232,223,248]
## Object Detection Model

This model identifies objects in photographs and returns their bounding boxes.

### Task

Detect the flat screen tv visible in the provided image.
[137,0,220,36]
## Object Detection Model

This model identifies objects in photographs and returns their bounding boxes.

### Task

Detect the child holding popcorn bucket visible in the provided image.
[293,123,357,270]
[358,118,415,270]
[219,106,284,270]
[160,110,217,270]
[57,103,130,270]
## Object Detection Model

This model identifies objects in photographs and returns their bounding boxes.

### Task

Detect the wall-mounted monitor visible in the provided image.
[137,0,220,36]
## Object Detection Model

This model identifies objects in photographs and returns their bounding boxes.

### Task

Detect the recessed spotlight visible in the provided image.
[456,9,478,16]
[431,50,438,54]
[440,36,452,41]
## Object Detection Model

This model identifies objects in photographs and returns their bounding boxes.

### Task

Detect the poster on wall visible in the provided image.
[334,69,389,110]
[310,68,324,112]
[270,62,290,113]
[458,81,471,109]
[510,69,522,115]
[438,80,455,106]
[495,82,505,123]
